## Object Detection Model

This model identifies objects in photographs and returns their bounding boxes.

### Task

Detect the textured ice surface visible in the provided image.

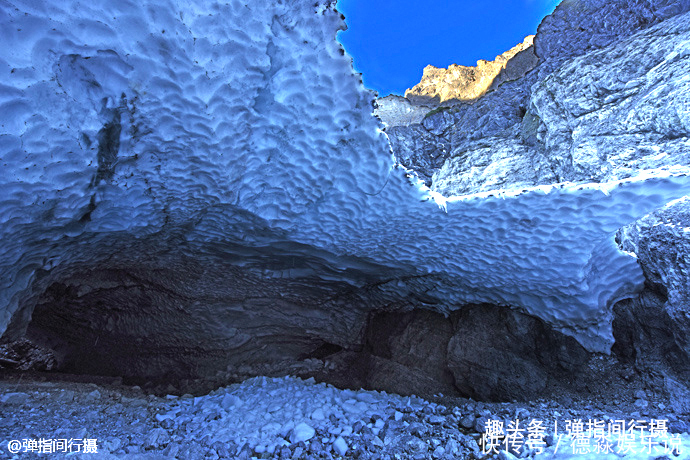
[0,0,689,352]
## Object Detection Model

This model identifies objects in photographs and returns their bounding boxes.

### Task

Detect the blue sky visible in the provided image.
[335,0,561,96]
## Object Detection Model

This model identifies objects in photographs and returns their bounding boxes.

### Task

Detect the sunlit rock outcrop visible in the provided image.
[1,0,689,391]
[404,36,537,105]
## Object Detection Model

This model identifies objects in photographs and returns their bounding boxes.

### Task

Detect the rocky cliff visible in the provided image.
[404,35,538,105]
[382,1,690,194]
[1,0,690,405]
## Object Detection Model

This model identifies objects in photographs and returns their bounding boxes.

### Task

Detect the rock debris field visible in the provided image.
[0,374,689,459]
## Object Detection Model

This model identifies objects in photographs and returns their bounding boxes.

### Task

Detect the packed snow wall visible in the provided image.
[1,0,690,382]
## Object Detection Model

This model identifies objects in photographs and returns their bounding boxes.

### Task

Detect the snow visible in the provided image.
[0,0,689,354]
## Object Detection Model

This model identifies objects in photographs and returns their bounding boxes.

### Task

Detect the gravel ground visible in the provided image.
[0,371,688,460]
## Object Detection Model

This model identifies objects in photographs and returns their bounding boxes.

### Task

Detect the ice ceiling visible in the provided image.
[1,0,689,361]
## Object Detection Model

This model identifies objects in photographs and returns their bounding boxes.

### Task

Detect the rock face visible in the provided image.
[533,0,690,65]
[23,237,394,381]
[374,95,433,128]
[613,198,690,387]
[363,310,457,397]
[357,306,592,401]
[404,36,538,105]
[1,0,690,403]
[384,123,451,186]
[383,0,690,196]
[447,305,591,401]
[329,304,636,402]
[433,10,690,195]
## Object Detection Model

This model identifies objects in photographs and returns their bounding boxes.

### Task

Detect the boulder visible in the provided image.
[447,304,589,401]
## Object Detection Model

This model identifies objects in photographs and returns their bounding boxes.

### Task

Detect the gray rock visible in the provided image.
[444,438,460,456]
[665,377,690,414]
[545,434,557,447]
[614,199,690,400]
[431,445,445,458]
[212,442,234,459]
[460,414,475,429]
[431,133,556,196]
[143,428,171,450]
[669,420,690,434]
[386,124,450,187]
[534,0,690,65]
[332,437,348,457]
[0,392,29,405]
[363,310,458,397]
[159,418,175,430]
[402,435,428,454]
[473,416,489,434]
[55,390,76,402]
[407,422,427,436]
[428,415,446,425]
[235,445,251,460]
[634,399,649,409]
[374,95,433,128]
[309,438,322,454]
[105,438,122,453]
[447,304,589,401]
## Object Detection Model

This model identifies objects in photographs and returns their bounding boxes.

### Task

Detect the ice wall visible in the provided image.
[1,0,689,354]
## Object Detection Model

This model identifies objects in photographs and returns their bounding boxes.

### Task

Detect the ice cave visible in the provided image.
[0,0,689,458]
